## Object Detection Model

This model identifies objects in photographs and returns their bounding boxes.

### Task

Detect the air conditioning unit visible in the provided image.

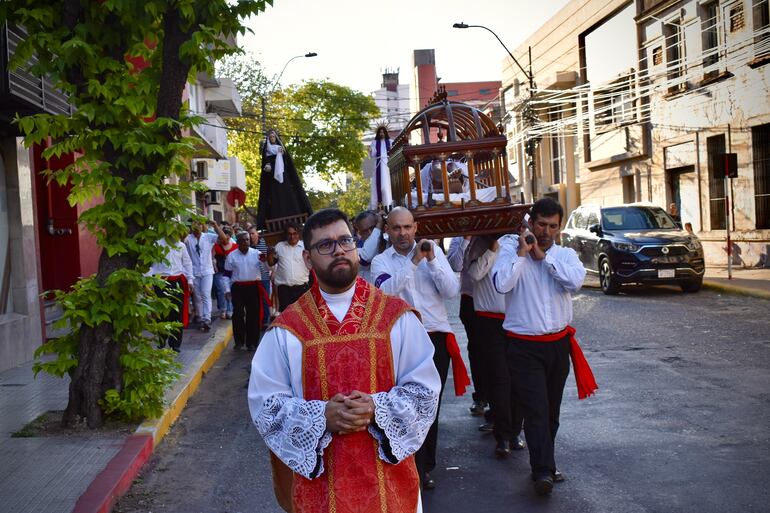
[204,190,221,205]
[191,159,212,180]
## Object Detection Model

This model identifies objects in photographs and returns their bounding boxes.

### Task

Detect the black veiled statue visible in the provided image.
[256,129,313,230]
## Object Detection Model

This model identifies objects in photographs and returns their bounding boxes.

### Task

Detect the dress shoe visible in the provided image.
[511,436,526,450]
[200,322,211,332]
[421,472,435,490]
[553,469,565,483]
[534,474,554,496]
[478,422,494,433]
[494,440,511,459]
[469,401,485,416]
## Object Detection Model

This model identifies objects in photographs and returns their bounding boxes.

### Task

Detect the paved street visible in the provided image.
[115,287,770,513]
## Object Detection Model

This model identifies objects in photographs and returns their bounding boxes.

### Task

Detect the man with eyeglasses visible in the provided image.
[248,208,440,513]
[371,206,469,491]
[184,219,229,332]
[268,222,310,312]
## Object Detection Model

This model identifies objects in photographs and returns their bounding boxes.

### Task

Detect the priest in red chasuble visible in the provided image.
[248,208,441,513]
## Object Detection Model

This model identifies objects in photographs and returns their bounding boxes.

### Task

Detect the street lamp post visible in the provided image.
[261,52,318,133]
[453,22,539,200]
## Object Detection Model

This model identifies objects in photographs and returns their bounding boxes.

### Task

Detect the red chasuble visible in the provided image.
[271,277,421,513]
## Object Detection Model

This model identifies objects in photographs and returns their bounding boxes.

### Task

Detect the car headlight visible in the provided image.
[611,241,640,252]
[685,238,702,251]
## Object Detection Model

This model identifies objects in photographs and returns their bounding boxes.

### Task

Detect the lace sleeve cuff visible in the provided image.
[255,394,332,479]
[369,383,439,463]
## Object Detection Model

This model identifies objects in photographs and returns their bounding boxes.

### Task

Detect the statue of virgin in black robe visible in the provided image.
[256,130,313,230]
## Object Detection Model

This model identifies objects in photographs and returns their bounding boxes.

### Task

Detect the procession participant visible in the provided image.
[447,236,488,419]
[248,208,440,513]
[467,235,525,457]
[367,125,393,209]
[256,129,312,230]
[371,207,469,490]
[184,219,229,332]
[148,236,195,352]
[225,232,267,351]
[492,197,597,496]
[269,222,310,312]
[213,225,237,319]
[353,210,385,283]
[248,226,272,327]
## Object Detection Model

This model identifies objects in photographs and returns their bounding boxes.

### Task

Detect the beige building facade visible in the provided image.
[502,0,770,267]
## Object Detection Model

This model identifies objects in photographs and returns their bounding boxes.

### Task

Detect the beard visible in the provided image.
[316,257,359,289]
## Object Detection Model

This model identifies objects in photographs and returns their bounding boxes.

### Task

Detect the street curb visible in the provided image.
[73,324,233,513]
[702,280,770,300]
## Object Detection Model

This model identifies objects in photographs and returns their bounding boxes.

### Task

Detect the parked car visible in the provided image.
[561,204,705,294]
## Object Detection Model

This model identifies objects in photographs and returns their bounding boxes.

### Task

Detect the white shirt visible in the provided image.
[224,248,262,290]
[468,248,506,314]
[371,241,460,333]
[492,234,586,335]
[148,239,195,284]
[247,284,441,483]
[447,237,473,296]
[357,227,383,283]
[273,241,309,286]
[184,232,218,277]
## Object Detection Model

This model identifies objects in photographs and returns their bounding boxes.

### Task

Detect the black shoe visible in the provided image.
[170,346,181,353]
[511,436,526,450]
[234,343,244,351]
[478,422,494,433]
[200,322,211,332]
[553,469,565,483]
[534,474,554,496]
[469,401,485,416]
[247,345,257,351]
[421,472,435,490]
[494,440,511,459]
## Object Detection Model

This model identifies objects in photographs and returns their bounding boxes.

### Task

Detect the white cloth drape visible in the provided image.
[265,142,285,183]
[368,139,393,209]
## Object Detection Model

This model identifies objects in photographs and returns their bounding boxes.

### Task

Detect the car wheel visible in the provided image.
[680,278,703,293]
[599,258,620,295]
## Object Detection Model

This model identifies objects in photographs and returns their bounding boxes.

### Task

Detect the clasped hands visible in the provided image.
[517,229,546,260]
[324,390,375,435]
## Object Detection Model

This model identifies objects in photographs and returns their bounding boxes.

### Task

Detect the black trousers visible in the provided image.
[459,295,487,404]
[155,281,184,351]
[415,331,451,475]
[476,315,522,443]
[508,334,571,477]
[231,283,261,349]
[276,283,309,312]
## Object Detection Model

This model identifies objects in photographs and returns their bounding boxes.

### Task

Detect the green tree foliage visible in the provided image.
[218,54,379,213]
[0,0,270,427]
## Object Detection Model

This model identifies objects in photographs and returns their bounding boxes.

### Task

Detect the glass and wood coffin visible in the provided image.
[388,100,530,238]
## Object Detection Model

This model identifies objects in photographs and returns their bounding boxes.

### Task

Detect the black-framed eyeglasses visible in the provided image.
[309,236,357,255]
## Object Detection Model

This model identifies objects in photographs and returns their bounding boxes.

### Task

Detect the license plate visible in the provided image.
[658,269,675,278]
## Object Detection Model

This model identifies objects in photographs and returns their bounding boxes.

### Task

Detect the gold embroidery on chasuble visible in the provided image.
[272,278,420,513]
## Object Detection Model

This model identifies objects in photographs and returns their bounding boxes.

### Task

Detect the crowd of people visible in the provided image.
[241,197,598,513]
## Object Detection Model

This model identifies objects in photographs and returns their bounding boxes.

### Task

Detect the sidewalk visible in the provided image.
[702,265,770,299]
[0,318,234,513]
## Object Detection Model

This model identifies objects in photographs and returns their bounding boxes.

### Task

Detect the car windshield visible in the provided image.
[601,207,678,230]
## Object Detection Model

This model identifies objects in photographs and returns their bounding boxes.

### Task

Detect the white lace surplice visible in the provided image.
[247,300,440,479]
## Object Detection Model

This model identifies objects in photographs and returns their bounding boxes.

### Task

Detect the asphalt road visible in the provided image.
[115,286,770,513]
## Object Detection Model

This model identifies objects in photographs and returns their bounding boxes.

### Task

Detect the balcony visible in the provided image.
[191,113,228,159]
[229,156,246,192]
[204,77,241,118]
[0,24,73,128]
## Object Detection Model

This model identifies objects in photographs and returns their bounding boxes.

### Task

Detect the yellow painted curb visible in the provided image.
[135,324,233,447]
[702,281,770,300]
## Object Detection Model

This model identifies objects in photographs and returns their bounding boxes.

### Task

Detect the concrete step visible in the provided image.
[42,300,70,340]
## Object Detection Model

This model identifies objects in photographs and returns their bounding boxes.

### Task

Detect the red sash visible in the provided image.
[475,311,505,320]
[506,326,598,400]
[443,332,470,396]
[271,277,421,513]
[164,274,190,327]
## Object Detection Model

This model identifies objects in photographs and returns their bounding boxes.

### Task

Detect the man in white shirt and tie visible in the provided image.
[353,210,385,283]
[492,198,596,496]
[148,236,195,352]
[184,219,229,332]
[225,231,268,351]
[371,206,468,490]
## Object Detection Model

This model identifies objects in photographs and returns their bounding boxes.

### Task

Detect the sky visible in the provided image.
[242,0,573,95]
